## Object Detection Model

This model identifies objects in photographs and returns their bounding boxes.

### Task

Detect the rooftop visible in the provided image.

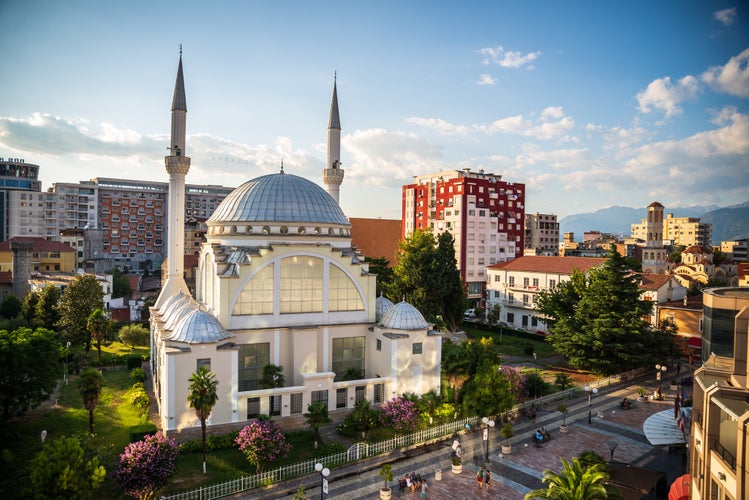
[487,256,605,274]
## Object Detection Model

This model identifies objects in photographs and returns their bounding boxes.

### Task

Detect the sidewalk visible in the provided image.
[239,367,689,499]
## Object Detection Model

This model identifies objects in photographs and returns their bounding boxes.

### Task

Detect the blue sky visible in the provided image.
[1,1,747,219]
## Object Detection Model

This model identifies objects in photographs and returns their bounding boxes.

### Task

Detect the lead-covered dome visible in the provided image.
[209,172,349,225]
[380,301,429,331]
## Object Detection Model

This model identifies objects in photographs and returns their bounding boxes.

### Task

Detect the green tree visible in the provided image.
[0,293,22,319]
[462,360,515,417]
[435,231,469,330]
[0,327,60,423]
[187,366,219,474]
[35,285,61,330]
[108,268,132,299]
[119,324,150,348]
[347,399,378,438]
[30,436,106,499]
[259,364,286,389]
[78,368,104,434]
[524,457,610,500]
[304,401,332,447]
[56,274,104,353]
[365,256,394,296]
[21,289,40,324]
[441,340,473,409]
[418,390,442,425]
[87,309,111,367]
[668,245,686,264]
[536,246,672,375]
[487,303,502,325]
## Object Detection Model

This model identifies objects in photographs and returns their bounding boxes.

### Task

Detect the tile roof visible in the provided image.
[0,271,11,284]
[487,256,605,274]
[0,236,75,253]
[637,273,675,291]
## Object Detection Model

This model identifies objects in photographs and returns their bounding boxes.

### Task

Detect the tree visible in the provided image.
[108,268,132,299]
[30,436,106,499]
[87,309,111,366]
[536,246,672,375]
[235,419,291,473]
[379,396,420,434]
[127,382,151,419]
[0,293,22,319]
[524,458,610,500]
[434,231,468,330]
[487,303,502,325]
[259,364,285,389]
[347,399,378,438]
[365,256,394,296]
[56,274,104,353]
[78,368,104,434]
[304,401,332,447]
[114,433,178,500]
[417,390,442,425]
[35,285,61,330]
[187,366,219,474]
[441,340,472,409]
[462,360,515,417]
[21,289,40,324]
[668,245,686,264]
[119,324,150,348]
[0,327,60,423]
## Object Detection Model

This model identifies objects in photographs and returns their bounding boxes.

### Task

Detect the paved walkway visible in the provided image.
[239,367,690,500]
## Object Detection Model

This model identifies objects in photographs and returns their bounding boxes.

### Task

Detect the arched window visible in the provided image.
[232,264,274,315]
[329,265,364,311]
[280,256,323,313]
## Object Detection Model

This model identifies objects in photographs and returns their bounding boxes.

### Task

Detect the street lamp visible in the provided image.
[481,416,495,464]
[314,462,330,500]
[584,385,598,424]
[655,364,667,382]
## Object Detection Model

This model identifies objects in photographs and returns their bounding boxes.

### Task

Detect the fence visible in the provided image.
[160,366,649,500]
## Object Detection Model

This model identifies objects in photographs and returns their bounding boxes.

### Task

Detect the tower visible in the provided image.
[322,75,344,204]
[642,201,667,273]
[155,52,191,308]
[10,240,33,299]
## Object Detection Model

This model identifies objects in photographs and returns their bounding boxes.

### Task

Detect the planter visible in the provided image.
[435,469,442,481]
[638,396,648,402]
[559,424,569,434]
[380,488,392,500]
[451,463,463,474]
[501,444,512,455]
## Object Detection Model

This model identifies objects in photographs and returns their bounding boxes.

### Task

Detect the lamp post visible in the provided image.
[584,385,598,424]
[655,363,667,382]
[481,416,495,464]
[314,462,330,499]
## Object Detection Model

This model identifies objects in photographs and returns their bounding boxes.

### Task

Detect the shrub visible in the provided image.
[379,396,420,434]
[524,370,553,398]
[236,420,291,473]
[114,433,178,499]
[523,344,535,356]
[126,384,150,418]
[129,423,158,442]
[126,354,143,370]
[130,367,146,384]
[498,366,529,399]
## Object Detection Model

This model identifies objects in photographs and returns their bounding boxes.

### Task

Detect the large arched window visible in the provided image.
[232,264,274,315]
[280,256,323,313]
[329,265,364,311]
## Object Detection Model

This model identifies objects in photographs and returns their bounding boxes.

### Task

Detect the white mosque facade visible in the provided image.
[151,56,442,434]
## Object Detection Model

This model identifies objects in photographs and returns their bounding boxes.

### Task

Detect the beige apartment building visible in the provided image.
[524,212,559,256]
[664,214,712,247]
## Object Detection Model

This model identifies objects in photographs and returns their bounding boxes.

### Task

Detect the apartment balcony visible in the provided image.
[712,439,736,471]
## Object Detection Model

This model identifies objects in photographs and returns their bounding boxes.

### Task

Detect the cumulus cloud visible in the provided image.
[480,46,540,69]
[479,108,575,140]
[476,73,497,85]
[636,75,700,118]
[714,7,737,26]
[404,117,471,135]
[701,48,749,98]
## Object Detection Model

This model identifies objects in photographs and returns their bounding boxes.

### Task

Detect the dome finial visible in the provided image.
[280,159,284,174]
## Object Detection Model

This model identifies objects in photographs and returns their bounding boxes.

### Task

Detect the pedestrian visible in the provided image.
[476,466,484,489]
[484,469,491,491]
[420,480,428,499]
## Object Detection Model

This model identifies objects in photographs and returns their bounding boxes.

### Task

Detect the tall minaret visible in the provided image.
[323,74,344,204]
[155,50,191,307]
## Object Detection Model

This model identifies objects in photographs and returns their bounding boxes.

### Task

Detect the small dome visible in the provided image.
[165,309,232,344]
[208,172,349,226]
[380,301,429,331]
[375,295,395,322]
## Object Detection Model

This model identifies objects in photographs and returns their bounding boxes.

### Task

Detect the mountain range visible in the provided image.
[558,202,749,245]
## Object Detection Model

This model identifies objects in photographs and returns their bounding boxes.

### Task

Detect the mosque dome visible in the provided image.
[375,295,395,322]
[164,308,232,344]
[379,300,429,331]
[208,172,349,226]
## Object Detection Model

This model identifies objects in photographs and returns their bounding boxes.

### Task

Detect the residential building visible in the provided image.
[402,169,525,307]
[486,256,605,332]
[184,217,207,256]
[0,236,76,274]
[0,157,43,241]
[524,213,559,256]
[59,227,105,272]
[637,273,688,326]
[721,239,748,263]
[690,287,749,500]
[28,273,114,310]
[657,295,704,359]
[349,217,401,263]
[663,214,711,247]
[669,245,739,288]
[152,56,440,435]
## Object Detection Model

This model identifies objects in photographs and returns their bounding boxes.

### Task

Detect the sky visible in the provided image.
[1,1,748,220]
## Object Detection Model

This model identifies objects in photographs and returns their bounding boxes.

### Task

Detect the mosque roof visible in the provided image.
[208,172,349,226]
[379,300,429,330]
[164,308,232,344]
[375,295,395,322]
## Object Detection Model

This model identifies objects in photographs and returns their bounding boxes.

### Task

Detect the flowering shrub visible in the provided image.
[498,365,529,399]
[379,396,419,434]
[235,420,291,473]
[114,433,178,500]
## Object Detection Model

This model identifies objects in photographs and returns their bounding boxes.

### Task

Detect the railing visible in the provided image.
[160,367,649,500]
[713,439,737,471]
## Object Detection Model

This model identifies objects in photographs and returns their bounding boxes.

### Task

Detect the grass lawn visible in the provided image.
[461,324,557,358]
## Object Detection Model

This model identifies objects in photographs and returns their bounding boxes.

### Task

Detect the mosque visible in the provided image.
[150,55,442,434]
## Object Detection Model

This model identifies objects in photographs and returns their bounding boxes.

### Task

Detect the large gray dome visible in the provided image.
[209,172,349,225]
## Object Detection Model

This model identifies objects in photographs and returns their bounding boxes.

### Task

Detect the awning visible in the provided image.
[643,409,686,446]
[687,337,702,349]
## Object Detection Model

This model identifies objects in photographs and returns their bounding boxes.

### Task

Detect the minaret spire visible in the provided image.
[156,49,192,307]
[323,73,344,205]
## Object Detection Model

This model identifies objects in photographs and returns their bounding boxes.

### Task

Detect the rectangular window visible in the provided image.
[247,397,261,419]
[336,388,347,409]
[412,343,423,355]
[332,337,365,381]
[532,278,539,287]
[509,276,515,286]
[531,317,538,327]
[311,390,328,407]
[507,312,515,323]
[549,279,556,288]
[376,339,382,351]
[290,393,303,415]
[269,395,281,416]
[197,358,211,371]
[355,386,366,403]
[374,383,384,404]
[238,343,270,391]
[523,277,530,287]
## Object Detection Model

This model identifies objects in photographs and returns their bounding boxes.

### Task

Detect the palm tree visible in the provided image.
[441,341,472,415]
[87,308,110,367]
[304,401,331,448]
[77,368,104,434]
[524,458,610,500]
[187,367,219,474]
[259,363,286,388]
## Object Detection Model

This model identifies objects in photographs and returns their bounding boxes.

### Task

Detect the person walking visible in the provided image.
[420,480,428,499]
[476,466,484,489]
[484,469,491,491]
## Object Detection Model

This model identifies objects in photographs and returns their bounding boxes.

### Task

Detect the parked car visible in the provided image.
[464,308,476,318]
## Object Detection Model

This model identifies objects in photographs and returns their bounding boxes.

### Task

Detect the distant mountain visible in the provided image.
[558,203,748,244]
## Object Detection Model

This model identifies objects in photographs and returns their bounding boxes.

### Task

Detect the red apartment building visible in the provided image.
[402,168,525,308]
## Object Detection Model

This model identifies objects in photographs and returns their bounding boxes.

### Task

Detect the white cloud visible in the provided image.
[636,75,700,118]
[714,7,737,26]
[479,110,575,140]
[404,117,471,135]
[701,48,749,98]
[480,46,540,69]
[476,73,496,85]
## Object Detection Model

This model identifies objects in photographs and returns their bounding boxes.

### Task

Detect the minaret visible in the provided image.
[155,51,191,308]
[323,74,344,204]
